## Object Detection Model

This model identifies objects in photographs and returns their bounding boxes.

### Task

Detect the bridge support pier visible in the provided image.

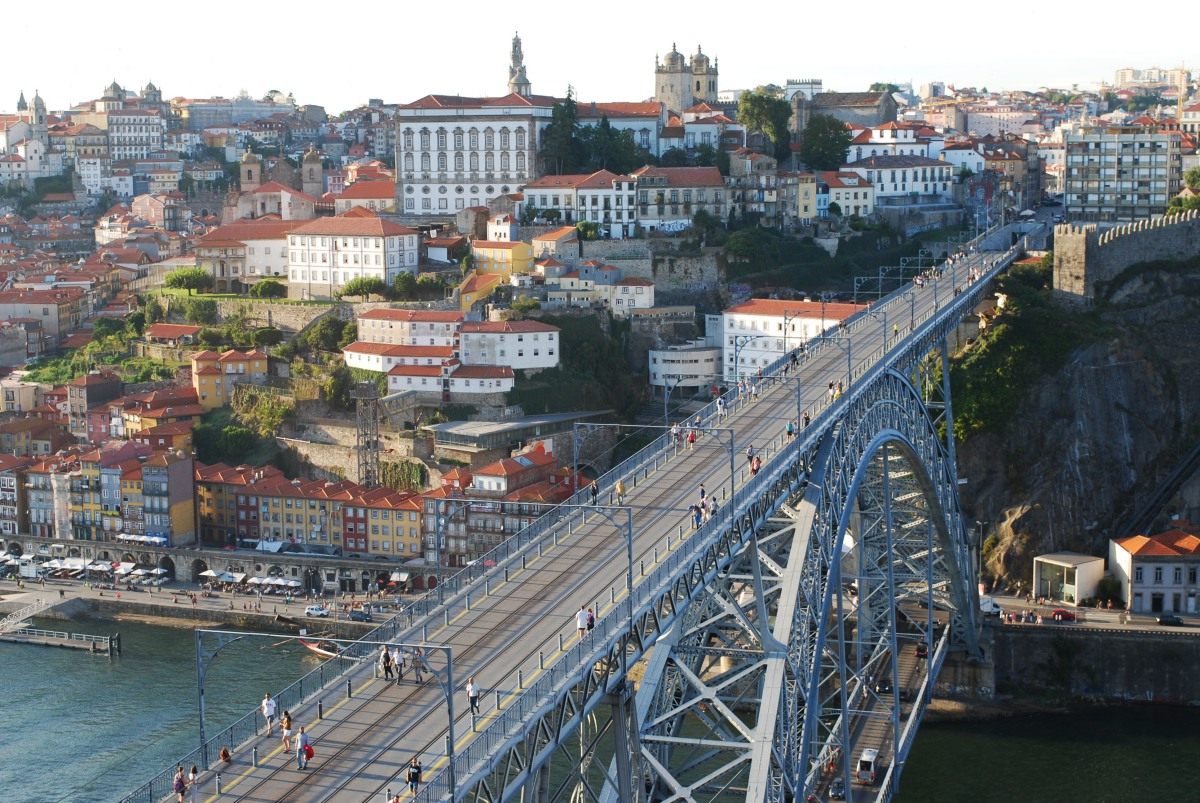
[609,681,643,803]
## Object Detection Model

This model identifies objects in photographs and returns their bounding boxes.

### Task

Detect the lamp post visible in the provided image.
[900,288,916,336]
[433,499,471,606]
[663,374,683,425]
[828,336,853,395]
[730,333,776,384]
[866,307,888,354]
[819,290,835,337]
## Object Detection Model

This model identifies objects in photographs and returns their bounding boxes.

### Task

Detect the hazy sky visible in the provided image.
[2,3,1191,116]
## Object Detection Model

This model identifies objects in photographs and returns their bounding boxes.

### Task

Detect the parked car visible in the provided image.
[829,777,846,799]
[1051,609,1076,622]
[304,604,329,617]
[1041,198,1062,207]
[348,609,372,622]
[1156,613,1185,626]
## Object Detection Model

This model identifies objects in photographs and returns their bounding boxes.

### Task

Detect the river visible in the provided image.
[3,615,1196,802]
[0,615,316,803]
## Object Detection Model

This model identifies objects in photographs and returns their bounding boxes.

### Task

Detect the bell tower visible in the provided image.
[507,32,532,98]
[240,148,262,193]
[301,143,323,198]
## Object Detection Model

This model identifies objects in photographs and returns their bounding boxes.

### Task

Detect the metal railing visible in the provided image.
[0,598,50,633]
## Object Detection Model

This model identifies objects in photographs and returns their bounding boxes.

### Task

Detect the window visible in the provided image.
[1135,566,1143,584]
[1154,566,1163,584]
[1174,567,1183,584]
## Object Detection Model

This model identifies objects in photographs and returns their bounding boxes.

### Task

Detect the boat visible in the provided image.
[299,639,342,659]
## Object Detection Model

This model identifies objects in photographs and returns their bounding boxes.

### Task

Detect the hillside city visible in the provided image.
[0,37,1198,615]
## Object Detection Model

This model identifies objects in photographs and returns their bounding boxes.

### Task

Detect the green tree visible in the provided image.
[1185,166,1200,190]
[145,297,165,324]
[799,114,853,172]
[828,201,843,217]
[337,322,358,350]
[337,276,387,301]
[304,316,347,352]
[183,298,218,325]
[509,296,541,318]
[178,174,196,198]
[323,365,353,410]
[577,221,600,240]
[217,425,257,464]
[659,148,689,167]
[251,327,284,347]
[869,82,900,94]
[459,254,474,278]
[198,328,226,349]
[248,278,287,298]
[1166,195,1200,216]
[92,318,125,341]
[164,267,214,295]
[579,116,644,174]
[738,87,794,161]
[694,143,717,167]
[540,87,583,174]
[392,272,417,299]
[127,311,146,336]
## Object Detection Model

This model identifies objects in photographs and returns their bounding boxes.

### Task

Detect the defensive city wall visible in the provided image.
[1053,210,1200,303]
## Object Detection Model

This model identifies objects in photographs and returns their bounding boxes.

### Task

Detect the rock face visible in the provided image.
[962,267,1200,590]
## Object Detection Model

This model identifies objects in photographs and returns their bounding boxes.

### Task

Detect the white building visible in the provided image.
[522,170,639,238]
[286,212,419,300]
[718,298,865,382]
[106,110,167,160]
[648,338,722,394]
[354,308,464,348]
[841,155,953,201]
[341,342,455,373]
[846,122,945,163]
[459,320,560,370]
[1111,525,1200,614]
[630,165,728,232]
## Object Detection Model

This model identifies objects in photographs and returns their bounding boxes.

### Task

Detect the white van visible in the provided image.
[855,748,878,784]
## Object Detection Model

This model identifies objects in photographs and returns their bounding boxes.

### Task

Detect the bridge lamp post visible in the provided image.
[662,374,683,425]
[866,307,888,354]
[819,290,836,336]
[900,289,916,336]
[434,499,471,607]
[731,333,776,384]
[828,336,853,394]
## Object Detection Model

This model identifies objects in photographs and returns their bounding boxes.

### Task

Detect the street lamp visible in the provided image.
[663,374,683,425]
[866,307,887,354]
[819,290,835,336]
[730,333,776,384]
[900,289,916,336]
[433,499,471,606]
[828,336,853,396]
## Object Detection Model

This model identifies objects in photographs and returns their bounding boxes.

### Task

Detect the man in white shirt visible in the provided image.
[262,693,277,735]
[576,606,589,640]
[466,677,481,715]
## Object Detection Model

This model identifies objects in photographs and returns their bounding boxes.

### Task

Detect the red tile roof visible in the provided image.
[145,323,203,339]
[357,309,464,323]
[290,212,416,237]
[460,321,559,334]
[726,299,866,319]
[338,181,397,200]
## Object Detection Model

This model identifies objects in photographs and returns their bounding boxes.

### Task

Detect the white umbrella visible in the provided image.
[247,576,264,585]
[199,569,221,578]
[287,579,301,588]
[131,568,150,576]
[149,568,168,575]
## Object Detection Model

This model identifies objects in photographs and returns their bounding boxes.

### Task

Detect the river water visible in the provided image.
[0,615,316,803]
[3,615,1196,802]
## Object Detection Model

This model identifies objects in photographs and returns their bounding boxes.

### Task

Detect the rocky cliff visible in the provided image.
[959,259,1200,590]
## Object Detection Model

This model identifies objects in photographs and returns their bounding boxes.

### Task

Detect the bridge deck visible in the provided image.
[186,249,1007,802]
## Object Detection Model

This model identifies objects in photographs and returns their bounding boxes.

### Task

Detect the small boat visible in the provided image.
[299,639,342,659]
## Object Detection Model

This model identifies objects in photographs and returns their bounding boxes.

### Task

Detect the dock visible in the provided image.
[0,627,121,656]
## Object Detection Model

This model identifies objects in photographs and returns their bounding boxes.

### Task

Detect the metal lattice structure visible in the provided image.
[351,381,380,489]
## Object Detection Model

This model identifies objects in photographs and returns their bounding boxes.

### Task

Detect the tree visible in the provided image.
[183,298,218,325]
[1185,167,1200,190]
[251,327,284,347]
[869,82,900,94]
[738,87,794,161]
[248,278,287,298]
[459,254,474,278]
[337,276,387,301]
[799,114,853,172]
[694,143,717,167]
[92,318,125,341]
[828,201,843,217]
[323,365,353,410]
[540,87,582,174]
[659,148,689,167]
[164,267,214,296]
[578,116,644,174]
[217,425,257,464]
[304,316,347,352]
[392,272,417,300]
[127,311,146,336]
[145,297,165,324]
[337,322,358,350]
[198,328,226,349]
[178,174,196,198]
[577,221,600,240]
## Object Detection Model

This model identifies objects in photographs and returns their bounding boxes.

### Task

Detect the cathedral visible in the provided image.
[654,44,719,114]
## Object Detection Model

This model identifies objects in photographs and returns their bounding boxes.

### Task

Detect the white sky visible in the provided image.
[2,2,1192,117]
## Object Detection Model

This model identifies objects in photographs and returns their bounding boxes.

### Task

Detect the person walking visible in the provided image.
[614,479,626,506]
[392,645,404,683]
[698,482,706,502]
[466,677,481,715]
[576,605,589,640]
[785,420,794,441]
[745,444,755,464]
[802,412,810,429]
[406,757,423,797]
[586,607,595,636]
[687,429,696,450]
[296,726,310,770]
[173,766,187,803]
[261,693,277,736]
[589,482,599,505]
[187,765,199,803]
[380,644,393,680]
[412,646,425,683]
[280,710,294,753]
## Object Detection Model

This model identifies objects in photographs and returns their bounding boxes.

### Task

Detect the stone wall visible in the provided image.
[581,240,724,292]
[994,625,1200,702]
[211,299,333,334]
[1053,210,1200,303]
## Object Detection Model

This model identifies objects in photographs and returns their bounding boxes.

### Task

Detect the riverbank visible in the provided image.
[924,691,1195,723]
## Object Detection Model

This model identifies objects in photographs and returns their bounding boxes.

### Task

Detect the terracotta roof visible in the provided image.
[460,320,559,334]
[453,365,514,379]
[460,273,503,295]
[844,155,947,169]
[344,341,455,358]
[145,323,203,339]
[251,181,318,203]
[387,364,445,377]
[1117,528,1200,557]
[200,219,298,243]
[629,165,725,187]
[290,212,416,237]
[338,181,397,200]
[473,240,527,250]
[357,309,464,323]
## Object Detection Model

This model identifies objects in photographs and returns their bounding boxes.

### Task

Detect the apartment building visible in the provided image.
[1064,123,1182,222]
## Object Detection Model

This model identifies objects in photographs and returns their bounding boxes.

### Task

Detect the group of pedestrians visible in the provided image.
[171,764,199,802]
[378,643,427,683]
[260,693,313,771]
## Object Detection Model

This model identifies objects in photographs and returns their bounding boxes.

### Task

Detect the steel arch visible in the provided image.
[632,369,979,802]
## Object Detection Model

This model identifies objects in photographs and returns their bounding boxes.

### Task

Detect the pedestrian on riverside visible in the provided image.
[587,607,595,635]
[188,765,199,803]
[576,605,590,640]
[407,757,423,797]
[280,710,293,752]
[380,644,393,680]
[466,677,481,715]
[262,693,277,736]
[296,726,310,770]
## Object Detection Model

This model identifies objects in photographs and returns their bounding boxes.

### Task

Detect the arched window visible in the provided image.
[516,152,525,170]
[437,130,447,149]
[438,153,447,171]
[500,129,510,149]
[469,130,478,149]
[485,130,494,149]
[454,131,463,149]
[516,129,526,149]
[403,130,413,149]
[404,154,414,170]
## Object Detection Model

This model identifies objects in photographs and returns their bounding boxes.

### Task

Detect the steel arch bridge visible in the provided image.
[444,256,1005,803]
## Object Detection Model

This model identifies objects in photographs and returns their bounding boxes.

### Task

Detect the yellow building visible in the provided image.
[470,240,532,279]
[191,349,269,411]
[458,272,504,312]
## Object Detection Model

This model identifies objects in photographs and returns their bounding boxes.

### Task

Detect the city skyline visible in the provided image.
[1,3,1194,117]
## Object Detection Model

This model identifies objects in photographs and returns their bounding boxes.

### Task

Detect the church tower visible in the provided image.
[16,91,27,114]
[507,32,532,98]
[240,148,262,192]
[654,44,719,113]
[690,45,719,105]
[30,91,48,143]
[301,144,324,198]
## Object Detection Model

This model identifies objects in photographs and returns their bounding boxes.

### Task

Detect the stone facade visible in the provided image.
[1053,211,1200,303]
